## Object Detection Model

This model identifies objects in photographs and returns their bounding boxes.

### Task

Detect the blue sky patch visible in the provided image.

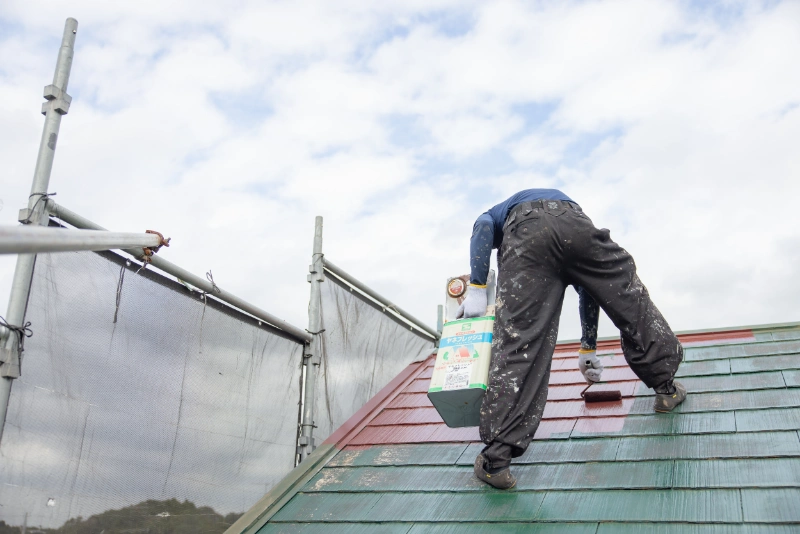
[209,90,274,130]
[511,101,558,130]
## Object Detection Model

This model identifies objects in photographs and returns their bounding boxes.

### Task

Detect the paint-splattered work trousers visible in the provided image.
[480,199,683,469]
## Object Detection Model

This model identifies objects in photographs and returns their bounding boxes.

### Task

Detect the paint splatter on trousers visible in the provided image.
[576,284,599,350]
[480,199,683,469]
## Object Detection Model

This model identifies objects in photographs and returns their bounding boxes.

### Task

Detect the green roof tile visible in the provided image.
[735,407,800,432]
[304,461,673,492]
[630,388,800,414]
[783,369,800,387]
[270,492,383,523]
[258,523,412,534]
[458,438,621,465]
[636,372,786,395]
[571,411,736,438]
[536,489,742,522]
[731,354,800,373]
[741,488,800,522]
[685,339,800,361]
[275,492,548,523]
[676,359,731,377]
[673,458,800,488]
[328,444,470,467]
[515,460,672,490]
[371,492,546,522]
[615,431,800,460]
[770,329,800,341]
[408,524,597,534]
[303,466,481,493]
[597,524,800,534]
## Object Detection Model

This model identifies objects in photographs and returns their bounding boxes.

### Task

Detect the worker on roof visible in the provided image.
[458,188,686,490]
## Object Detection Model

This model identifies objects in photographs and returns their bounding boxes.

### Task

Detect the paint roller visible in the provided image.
[581,383,622,403]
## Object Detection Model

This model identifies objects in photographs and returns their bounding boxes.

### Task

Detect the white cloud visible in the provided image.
[1,0,799,351]
[511,133,571,166]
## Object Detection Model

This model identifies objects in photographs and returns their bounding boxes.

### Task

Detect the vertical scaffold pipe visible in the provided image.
[0,18,78,445]
[299,216,323,462]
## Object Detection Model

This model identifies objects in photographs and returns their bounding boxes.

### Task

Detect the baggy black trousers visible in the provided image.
[480,199,683,468]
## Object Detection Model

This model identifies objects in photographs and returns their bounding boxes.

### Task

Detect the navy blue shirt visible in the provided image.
[470,188,574,285]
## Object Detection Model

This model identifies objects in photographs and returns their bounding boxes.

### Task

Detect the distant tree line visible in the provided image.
[1,499,243,534]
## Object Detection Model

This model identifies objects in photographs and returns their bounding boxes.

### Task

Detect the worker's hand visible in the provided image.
[456,285,488,319]
[578,349,603,383]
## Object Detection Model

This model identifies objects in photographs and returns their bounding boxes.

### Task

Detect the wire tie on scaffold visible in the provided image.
[21,191,57,224]
[0,315,33,354]
[305,329,326,335]
[113,262,129,324]
[381,302,399,314]
[136,253,152,274]
[206,270,221,293]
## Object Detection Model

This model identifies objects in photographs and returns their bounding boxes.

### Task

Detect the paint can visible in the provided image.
[428,316,494,427]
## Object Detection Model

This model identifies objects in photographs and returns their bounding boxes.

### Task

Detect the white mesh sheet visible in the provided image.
[313,273,435,441]
[0,251,303,531]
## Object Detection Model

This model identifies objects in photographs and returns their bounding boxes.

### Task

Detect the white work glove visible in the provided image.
[578,349,604,383]
[456,284,488,319]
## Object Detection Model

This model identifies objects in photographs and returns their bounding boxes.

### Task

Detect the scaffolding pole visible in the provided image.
[0,225,166,255]
[323,259,440,340]
[0,18,78,444]
[298,216,323,462]
[46,201,313,345]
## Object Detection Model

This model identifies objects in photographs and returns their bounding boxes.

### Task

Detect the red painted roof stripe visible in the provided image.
[332,328,756,449]
[387,392,434,409]
[549,367,639,385]
[349,423,441,446]
[404,378,432,393]
[429,424,481,442]
[371,407,443,426]
[679,329,755,345]
[348,418,579,446]
[322,353,434,446]
[417,366,434,379]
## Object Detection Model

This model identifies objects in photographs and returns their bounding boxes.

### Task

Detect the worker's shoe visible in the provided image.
[654,381,687,413]
[474,454,517,490]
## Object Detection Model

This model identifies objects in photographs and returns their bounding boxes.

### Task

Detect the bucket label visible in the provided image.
[429,316,494,394]
[443,362,472,390]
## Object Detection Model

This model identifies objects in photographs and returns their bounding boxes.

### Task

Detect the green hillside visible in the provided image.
[7,499,242,534]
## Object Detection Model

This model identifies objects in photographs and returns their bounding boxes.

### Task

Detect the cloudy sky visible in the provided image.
[1,0,799,342]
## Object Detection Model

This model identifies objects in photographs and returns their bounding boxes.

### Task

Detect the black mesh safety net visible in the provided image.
[312,272,436,442]
[0,250,303,532]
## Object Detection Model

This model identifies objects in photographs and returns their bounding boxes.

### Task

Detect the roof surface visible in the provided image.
[232,323,800,533]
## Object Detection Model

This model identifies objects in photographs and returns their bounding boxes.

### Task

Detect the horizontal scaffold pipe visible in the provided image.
[0,225,163,255]
[46,200,313,345]
[323,259,440,340]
